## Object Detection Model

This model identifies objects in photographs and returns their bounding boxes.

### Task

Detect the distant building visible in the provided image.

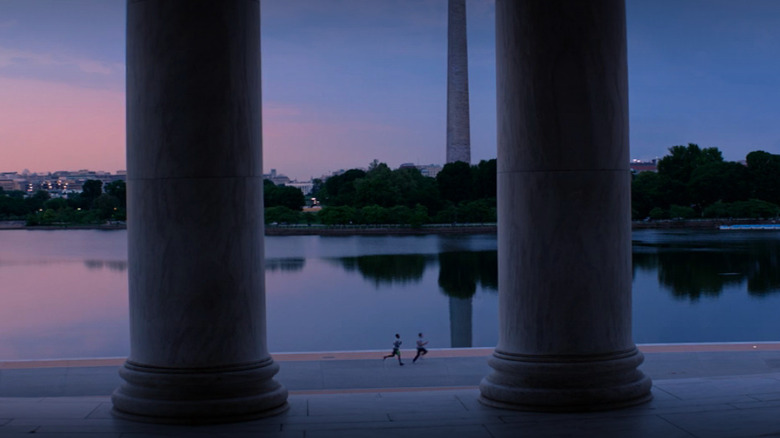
[417,164,443,178]
[263,169,291,186]
[0,178,15,191]
[397,163,443,179]
[287,181,314,196]
[630,159,658,174]
[0,169,126,196]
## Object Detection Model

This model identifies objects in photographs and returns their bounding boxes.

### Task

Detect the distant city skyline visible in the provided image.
[2,1,780,181]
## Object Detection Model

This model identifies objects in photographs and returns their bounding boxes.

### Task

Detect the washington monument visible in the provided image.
[446,0,470,164]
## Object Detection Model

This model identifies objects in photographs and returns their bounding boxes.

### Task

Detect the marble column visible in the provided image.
[446,0,470,164]
[112,0,288,423]
[479,0,652,411]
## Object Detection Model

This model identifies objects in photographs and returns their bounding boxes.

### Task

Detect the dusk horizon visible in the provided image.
[2,0,780,180]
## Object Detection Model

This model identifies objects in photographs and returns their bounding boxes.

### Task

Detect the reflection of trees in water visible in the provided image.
[83,260,128,271]
[338,254,430,287]
[333,250,498,348]
[265,258,305,272]
[437,251,497,298]
[334,250,498,293]
[633,240,780,300]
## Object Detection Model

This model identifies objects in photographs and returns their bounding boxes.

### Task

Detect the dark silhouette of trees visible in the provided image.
[746,151,780,205]
[318,169,366,206]
[308,159,497,226]
[632,146,780,220]
[263,179,304,211]
[437,161,473,204]
[81,180,103,206]
[104,180,127,208]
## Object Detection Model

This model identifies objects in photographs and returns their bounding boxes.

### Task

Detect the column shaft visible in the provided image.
[479,0,652,411]
[112,0,287,423]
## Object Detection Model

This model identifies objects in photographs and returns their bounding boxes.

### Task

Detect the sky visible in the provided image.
[0,0,779,181]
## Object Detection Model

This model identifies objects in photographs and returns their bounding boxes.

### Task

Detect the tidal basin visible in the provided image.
[2,228,780,360]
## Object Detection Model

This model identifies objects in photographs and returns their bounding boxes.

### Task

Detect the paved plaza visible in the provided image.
[3,344,780,437]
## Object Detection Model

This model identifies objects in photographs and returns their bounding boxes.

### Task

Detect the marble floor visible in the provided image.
[3,344,780,437]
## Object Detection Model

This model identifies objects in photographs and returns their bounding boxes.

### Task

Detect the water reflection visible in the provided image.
[333,251,498,348]
[8,229,780,358]
[633,231,780,300]
[337,254,431,287]
[84,260,128,271]
[438,251,497,348]
[437,251,497,298]
[265,258,306,272]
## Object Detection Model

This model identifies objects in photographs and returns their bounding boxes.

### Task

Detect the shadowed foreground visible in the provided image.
[2,345,780,437]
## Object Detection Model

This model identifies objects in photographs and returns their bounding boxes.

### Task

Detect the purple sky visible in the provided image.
[1,0,779,180]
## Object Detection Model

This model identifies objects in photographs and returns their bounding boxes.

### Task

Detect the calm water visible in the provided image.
[1,229,780,360]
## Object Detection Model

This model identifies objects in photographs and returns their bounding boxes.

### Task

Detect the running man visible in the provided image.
[383,333,404,366]
[413,332,428,363]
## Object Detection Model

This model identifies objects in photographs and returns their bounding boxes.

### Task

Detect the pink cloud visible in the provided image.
[0,46,116,75]
[0,77,125,173]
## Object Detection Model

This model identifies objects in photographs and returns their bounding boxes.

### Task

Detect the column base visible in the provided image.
[479,347,652,412]
[111,358,288,424]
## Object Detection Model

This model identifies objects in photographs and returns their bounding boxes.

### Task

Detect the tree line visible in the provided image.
[632,144,780,220]
[6,144,775,227]
[265,159,498,227]
[0,180,126,225]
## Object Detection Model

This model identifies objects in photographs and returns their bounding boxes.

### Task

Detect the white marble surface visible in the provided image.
[495,0,628,173]
[482,0,650,411]
[118,0,286,422]
[496,170,632,356]
[126,0,262,180]
[127,178,267,367]
[446,0,471,164]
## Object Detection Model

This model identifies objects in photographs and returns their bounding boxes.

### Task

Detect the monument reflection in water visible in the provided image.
[5,230,780,360]
[337,251,497,348]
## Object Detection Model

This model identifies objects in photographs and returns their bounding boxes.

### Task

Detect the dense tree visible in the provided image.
[263,179,304,210]
[359,205,388,225]
[104,180,127,208]
[632,171,666,219]
[472,159,497,200]
[317,205,358,225]
[26,190,50,211]
[456,199,496,223]
[657,143,723,184]
[93,193,120,220]
[0,192,28,218]
[631,144,780,220]
[354,163,399,207]
[688,161,750,207]
[318,169,366,206]
[746,151,780,205]
[81,180,103,205]
[44,197,67,210]
[264,206,302,224]
[436,161,473,204]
